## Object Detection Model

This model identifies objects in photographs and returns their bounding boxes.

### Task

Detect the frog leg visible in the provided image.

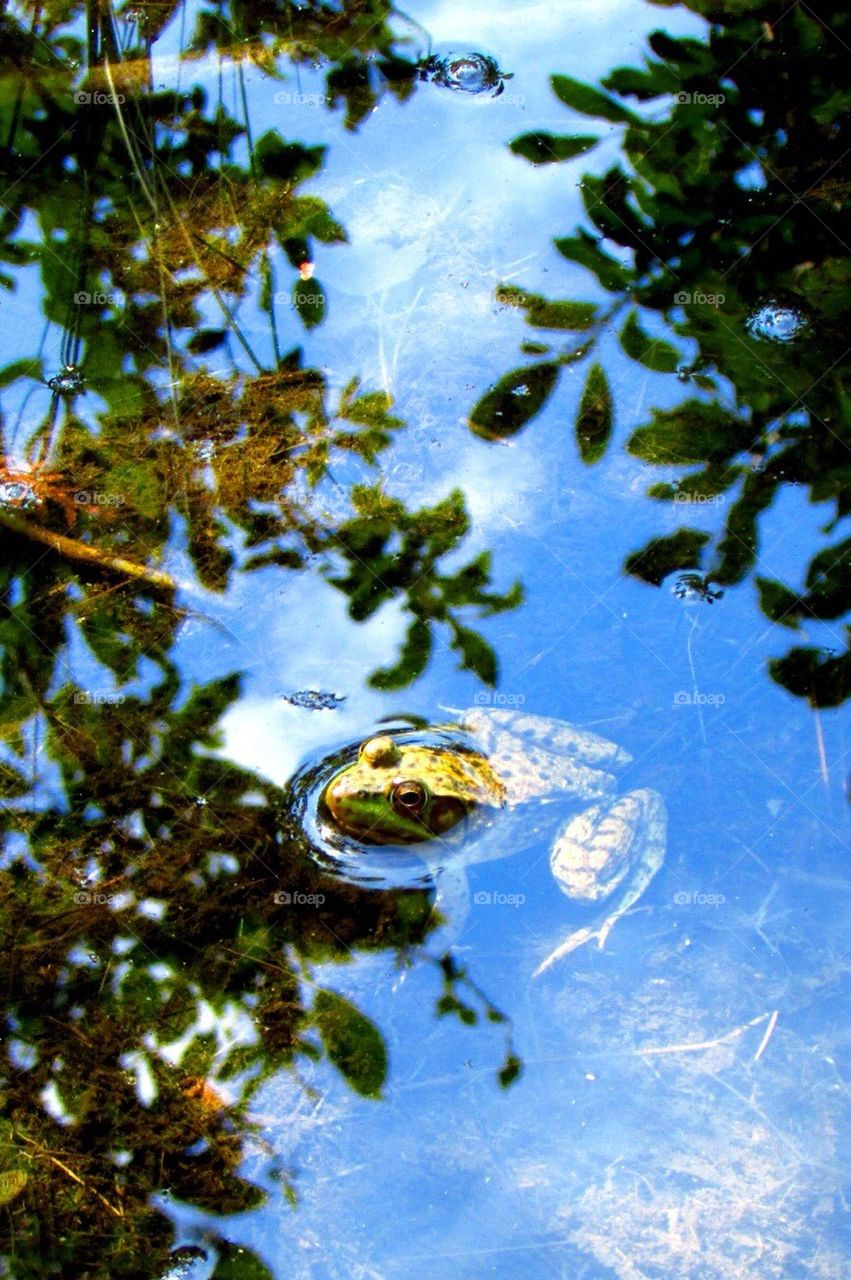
[534,789,666,977]
[428,863,471,955]
[457,707,632,770]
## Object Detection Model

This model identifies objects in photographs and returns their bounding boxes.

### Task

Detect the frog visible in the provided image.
[320,707,666,975]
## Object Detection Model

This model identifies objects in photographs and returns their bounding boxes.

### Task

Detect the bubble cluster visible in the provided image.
[421,52,508,97]
[745,298,809,344]
[0,480,39,511]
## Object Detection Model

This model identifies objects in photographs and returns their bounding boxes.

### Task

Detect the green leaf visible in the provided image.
[551,74,637,123]
[769,645,851,710]
[312,989,387,1099]
[498,1054,523,1089]
[509,132,600,165]
[368,617,432,690]
[468,363,560,441]
[575,363,613,464]
[451,624,497,685]
[619,310,681,373]
[0,357,42,388]
[255,133,325,184]
[553,233,630,292]
[210,1241,275,1280]
[625,529,712,585]
[756,577,802,628]
[497,286,598,330]
[292,279,326,330]
[627,401,750,465]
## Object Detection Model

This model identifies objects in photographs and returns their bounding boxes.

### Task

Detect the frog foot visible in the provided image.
[533,788,666,977]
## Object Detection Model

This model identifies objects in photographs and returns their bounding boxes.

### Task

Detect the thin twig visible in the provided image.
[0,509,175,590]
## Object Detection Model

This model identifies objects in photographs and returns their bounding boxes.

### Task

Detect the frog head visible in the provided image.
[321,733,505,845]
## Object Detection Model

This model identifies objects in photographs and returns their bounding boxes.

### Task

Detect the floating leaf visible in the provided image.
[312,989,387,1099]
[468,363,560,441]
[509,132,600,165]
[619,310,681,373]
[625,529,712,585]
[575,363,613,464]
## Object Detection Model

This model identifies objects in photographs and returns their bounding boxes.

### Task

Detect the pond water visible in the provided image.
[1,0,850,1277]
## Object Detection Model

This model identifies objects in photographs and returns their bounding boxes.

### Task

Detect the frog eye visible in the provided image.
[391,780,427,818]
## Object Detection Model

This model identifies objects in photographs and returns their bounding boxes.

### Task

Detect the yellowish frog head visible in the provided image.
[321,733,505,845]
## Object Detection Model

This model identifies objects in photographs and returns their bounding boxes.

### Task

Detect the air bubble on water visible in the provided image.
[745,298,809,344]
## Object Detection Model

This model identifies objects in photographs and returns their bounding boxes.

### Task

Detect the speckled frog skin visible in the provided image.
[322,708,666,973]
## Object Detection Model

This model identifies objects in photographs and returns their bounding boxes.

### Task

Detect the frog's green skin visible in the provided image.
[322,708,667,974]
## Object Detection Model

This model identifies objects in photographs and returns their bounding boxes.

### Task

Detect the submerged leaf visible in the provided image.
[551,74,637,123]
[576,363,613,464]
[312,989,388,1099]
[625,529,712,585]
[509,131,600,165]
[619,310,680,373]
[468,363,560,441]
